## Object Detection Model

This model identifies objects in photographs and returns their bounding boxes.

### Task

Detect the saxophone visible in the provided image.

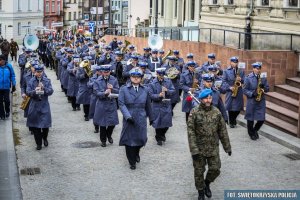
[191,72,199,90]
[232,67,241,97]
[20,96,31,110]
[255,73,263,102]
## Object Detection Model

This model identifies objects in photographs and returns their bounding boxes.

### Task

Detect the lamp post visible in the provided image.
[154,0,158,34]
[244,16,251,50]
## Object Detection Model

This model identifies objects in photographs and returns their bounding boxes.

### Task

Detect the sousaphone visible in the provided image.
[23,34,39,51]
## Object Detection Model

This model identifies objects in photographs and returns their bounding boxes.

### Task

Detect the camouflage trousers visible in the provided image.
[192,154,221,190]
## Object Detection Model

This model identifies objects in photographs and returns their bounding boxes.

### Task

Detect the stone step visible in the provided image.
[266,101,298,126]
[274,85,300,100]
[265,92,299,113]
[286,77,300,89]
[265,114,298,136]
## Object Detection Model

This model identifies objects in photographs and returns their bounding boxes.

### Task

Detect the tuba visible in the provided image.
[23,34,39,51]
[80,60,92,77]
[232,68,241,97]
[148,34,163,50]
[162,50,173,63]
[20,96,31,110]
[121,40,131,53]
[255,73,263,102]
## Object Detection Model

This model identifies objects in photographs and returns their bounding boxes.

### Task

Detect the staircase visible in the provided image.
[265,74,300,137]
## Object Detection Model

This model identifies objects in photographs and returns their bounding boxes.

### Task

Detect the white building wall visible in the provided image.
[128,0,150,31]
[0,0,43,43]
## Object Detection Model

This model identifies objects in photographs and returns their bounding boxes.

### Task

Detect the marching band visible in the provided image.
[17,34,269,168]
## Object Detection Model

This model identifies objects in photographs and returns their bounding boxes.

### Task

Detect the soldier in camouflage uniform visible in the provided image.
[187,88,232,200]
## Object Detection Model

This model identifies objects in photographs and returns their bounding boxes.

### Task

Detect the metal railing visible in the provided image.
[104,27,300,51]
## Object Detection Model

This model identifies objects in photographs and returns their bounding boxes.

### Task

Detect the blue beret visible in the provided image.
[208,65,218,72]
[100,65,111,71]
[34,64,44,71]
[187,61,196,66]
[230,56,239,62]
[156,67,166,75]
[129,67,143,76]
[173,50,179,54]
[198,88,213,99]
[131,55,139,60]
[158,49,165,53]
[202,74,214,82]
[252,62,262,68]
[151,49,158,53]
[139,62,148,68]
[208,53,216,59]
[115,51,123,56]
[187,53,194,58]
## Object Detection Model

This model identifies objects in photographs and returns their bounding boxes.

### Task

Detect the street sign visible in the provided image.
[88,21,96,33]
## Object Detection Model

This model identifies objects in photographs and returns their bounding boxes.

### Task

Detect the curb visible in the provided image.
[237,116,300,154]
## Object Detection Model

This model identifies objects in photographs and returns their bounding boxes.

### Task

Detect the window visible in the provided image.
[78,11,82,19]
[118,14,120,21]
[161,0,164,16]
[57,1,61,14]
[174,0,177,17]
[0,24,2,35]
[52,1,55,12]
[190,0,195,20]
[73,12,76,20]
[0,0,2,10]
[228,0,234,4]
[68,12,71,20]
[18,0,21,10]
[46,2,50,12]
[74,0,76,3]
[18,23,21,35]
[262,0,269,6]
[211,0,217,4]
[289,0,298,6]
[28,0,31,11]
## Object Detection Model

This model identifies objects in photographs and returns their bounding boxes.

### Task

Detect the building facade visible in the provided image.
[111,0,128,29]
[128,0,150,31]
[63,0,83,30]
[0,0,44,43]
[44,0,63,31]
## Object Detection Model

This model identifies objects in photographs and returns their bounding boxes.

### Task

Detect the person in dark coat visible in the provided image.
[180,61,198,122]
[109,37,118,51]
[0,39,11,61]
[67,54,81,111]
[162,56,181,113]
[26,65,53,150]
[10,38,19,62]
[88,65,102,133]
[18,48,32,86]
[173,50,185,73]
[61,48,73,98]
[222,56,245,128]
[76,58,92,121]
[55,43,65,81]
[93,65,119,147]
[148,68,175,145]
[0,55,16,119]
[118,67,154,170]
[111,51,126,86]
[243,62,269,140]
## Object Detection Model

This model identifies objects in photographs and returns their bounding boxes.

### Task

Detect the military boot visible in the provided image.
[198,190,205,200]
[204,180,212,198]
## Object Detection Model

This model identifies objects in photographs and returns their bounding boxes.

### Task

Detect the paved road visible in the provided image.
[13,67,300,200]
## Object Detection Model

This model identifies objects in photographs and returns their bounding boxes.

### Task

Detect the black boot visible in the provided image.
[198,190,205,200]
[204,180,212,198]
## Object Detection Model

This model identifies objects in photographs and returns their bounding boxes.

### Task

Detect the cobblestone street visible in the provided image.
[13,67,300,200]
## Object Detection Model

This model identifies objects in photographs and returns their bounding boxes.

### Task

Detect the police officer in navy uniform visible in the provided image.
[18,48,32,86]
[243,62,269,140]
[222,56,245,128]
[118,67,154,170]
[124,44,136,61]
[139,47,151,63]
[93,65,119,147]
[147,49,162,72]
[201,53,216,74]
[123,54,139,83]
[98,46,115,65]
[183,53,199,73]
[111,51,125,84]
[26,65,53,150]
[61,48,73,98]
[180,61,198,122]
[139,62,153,87]
[88,65,102,133]
[148,68,175,145]
[173,50,184,71]
[162,56,181,113]
[67,54,81,111]
[76,57,92,121]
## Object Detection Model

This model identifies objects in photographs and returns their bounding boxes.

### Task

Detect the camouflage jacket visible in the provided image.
[187,103,231,157]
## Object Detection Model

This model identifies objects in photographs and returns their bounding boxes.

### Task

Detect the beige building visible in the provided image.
[63,0,83,30]
[128,0,150,35]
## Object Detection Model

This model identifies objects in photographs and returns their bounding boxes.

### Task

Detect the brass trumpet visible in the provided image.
[79,60,92,77]
[255,73,263,102]
[20,96,30,110]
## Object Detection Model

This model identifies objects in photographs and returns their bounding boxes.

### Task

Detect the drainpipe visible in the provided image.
[244,0,253,50]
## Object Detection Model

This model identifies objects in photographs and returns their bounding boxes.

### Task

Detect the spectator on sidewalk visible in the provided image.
[0,54,16,119]
[10,38,19,62]
[0,39,11,61]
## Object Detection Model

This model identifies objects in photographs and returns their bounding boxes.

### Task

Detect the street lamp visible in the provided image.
[155,0,158,34]
[244,16,251,50]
